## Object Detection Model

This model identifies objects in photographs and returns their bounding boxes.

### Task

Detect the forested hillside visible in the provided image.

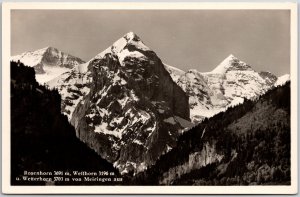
[128,82,290,185]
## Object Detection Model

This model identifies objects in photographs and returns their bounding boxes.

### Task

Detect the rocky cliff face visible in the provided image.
[165,54,279,123]
[159,140,225,185]
[259,71,278,86]
[11,47,85,84]
[48,32,192,174]
[129,83,290,185]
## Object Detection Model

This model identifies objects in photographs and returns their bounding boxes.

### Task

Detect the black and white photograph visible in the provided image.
[2,2,298,194]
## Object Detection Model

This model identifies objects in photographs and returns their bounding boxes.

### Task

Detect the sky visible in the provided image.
[11,10,290,76]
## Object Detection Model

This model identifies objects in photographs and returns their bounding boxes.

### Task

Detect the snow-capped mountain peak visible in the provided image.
[43,46,57,52]
[11,47,49,68]
[11,47,85,84]
[165,54,280,123]
[211,54,252,74]
[94,31,151,62]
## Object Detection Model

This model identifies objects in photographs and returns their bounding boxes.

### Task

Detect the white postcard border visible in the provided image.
[2,2,298,194]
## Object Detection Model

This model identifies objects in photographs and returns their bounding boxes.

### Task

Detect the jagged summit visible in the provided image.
[11,46,85,67]
[211,54,252,74]
[94,31,151,61]
[225,54,236,60]
[123,31,140,41]
[13,46,66,59]
[32,46,50,54]
[11,46,85,83]
[23,46,53,54]
[44,46,66,53]
[74,32,152,75]
[41,46,57,51]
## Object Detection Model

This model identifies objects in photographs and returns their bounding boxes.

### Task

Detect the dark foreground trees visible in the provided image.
[11,61,119,185]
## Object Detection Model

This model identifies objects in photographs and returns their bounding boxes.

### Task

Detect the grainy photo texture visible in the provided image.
[2,3,297,194]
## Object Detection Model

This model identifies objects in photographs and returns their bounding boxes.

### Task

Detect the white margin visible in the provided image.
[1,2,298,194]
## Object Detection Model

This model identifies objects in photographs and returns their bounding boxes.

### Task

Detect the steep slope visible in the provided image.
[129,82,290,185]
[11,47,85,84]
[259,71,278,86]
[11,61,119,185]
[47,63,92,120]
[165,54,278,122]
[48,32,192,174]
[176,69,227,122]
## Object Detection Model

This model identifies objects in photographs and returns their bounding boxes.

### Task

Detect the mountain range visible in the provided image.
[165,54,286,122]
[11,32,290,175]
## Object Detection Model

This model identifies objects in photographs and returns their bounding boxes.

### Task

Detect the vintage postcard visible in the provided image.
[2,2,298,194]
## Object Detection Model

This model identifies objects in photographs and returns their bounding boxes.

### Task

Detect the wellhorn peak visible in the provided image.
[211,54,252,74]
[92,31,151,61]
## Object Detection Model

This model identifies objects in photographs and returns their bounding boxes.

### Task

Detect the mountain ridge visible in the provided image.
[165,54,286,122]
[11,46,85,84]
